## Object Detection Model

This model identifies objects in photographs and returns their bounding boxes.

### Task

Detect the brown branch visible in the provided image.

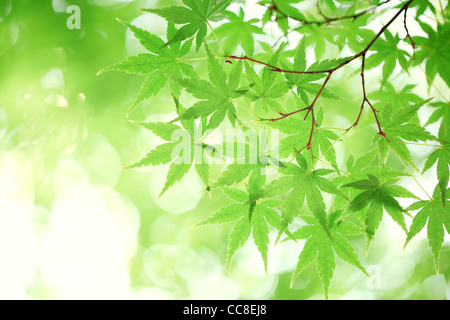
[270,0,393,27]
[229,0,413,142]
[230,0,413,77]
[222,0,414,163]
[354,54,385,136]
[403,7,416,49]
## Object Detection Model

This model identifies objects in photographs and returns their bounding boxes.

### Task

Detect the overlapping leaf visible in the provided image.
[243,44,290,107]
[343,174,418,247]
[252,154,347,239]
[193,169,281,273]
[143,0,232,51]
[127,99,214,197]
[98,21,196,116]
[365,29,411,81]
[289,215,368,299]
[170,44,242,129]
[413,22,450,87]
[404,186,450,273]
[379,100,437,171]
[283,39,341,104]
[214,8,264,56]
[422,121,450,205]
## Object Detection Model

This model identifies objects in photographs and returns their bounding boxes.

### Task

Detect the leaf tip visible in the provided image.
[126,105,137,118]
[115,17,126,25]
[289,276,296,288]
[128,119,140,126]
[96,68,106,76]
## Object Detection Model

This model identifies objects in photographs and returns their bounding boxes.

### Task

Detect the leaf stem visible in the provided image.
[206,20,225,56]
[386,139,433,201]
[231,98,262,119]
[389,141,442,148]
[312,125,352,170]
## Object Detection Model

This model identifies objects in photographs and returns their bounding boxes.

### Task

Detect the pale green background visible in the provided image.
[0,0,448,299]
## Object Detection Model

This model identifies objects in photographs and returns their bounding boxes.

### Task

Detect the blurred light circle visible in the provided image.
[177,247,221,280]
[0,200,37,299]
[52,0,69,13]
[231,270,278,299]
[0,0,12,23]
[188,271,239,300]
[41,69,64,90]
[0,153,37,298]
[74,133,122,187]
[41,184,137,299]
[421,275,447,300]
[44,94,68,108]
[143,244,184,288]
[0,152,34,204]
[148,215,190,245]
[53,157,89,198]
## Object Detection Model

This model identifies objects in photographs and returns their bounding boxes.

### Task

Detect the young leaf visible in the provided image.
[98,21,196,116]
[413,22,450,87]
[171,44,242,129]
[422,123,450,205]
[343,175,410,246]
[290,216,368,299]
[214,8,264,56]
[227,217,252,272]
[404,186,450,273]
[143,0,232,51]
[194,182,279,273]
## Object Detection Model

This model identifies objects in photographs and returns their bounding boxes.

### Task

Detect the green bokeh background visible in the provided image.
[0,0,448,299]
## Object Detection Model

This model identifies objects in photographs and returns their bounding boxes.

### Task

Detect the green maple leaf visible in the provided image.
[193,169,281,273]
[243,44,290,107]
[213,163,261,188]
[404,186,450,273]
[411,0,436,18]
[346,149,378,176]
[424,101,450,127]
[369,82,422,112]
[289,215,368,299]
[379,100,437,171]
[343,174,418,248]
[310,109,341,171]
[365,29,411,81]
[214,8,264,56]
[413,22,450,87]
[142,0,232,51]
[98,21,196,116]
[170,43,242,129]
[126,99,215,197]
[422,122,450,206]
[273,0,309,21]
[334,15,376,52]
[253,154,347,240]
[283,39,341,104]
[301,25,337,59]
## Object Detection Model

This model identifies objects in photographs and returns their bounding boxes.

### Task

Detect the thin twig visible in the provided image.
[270,0,393,27]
